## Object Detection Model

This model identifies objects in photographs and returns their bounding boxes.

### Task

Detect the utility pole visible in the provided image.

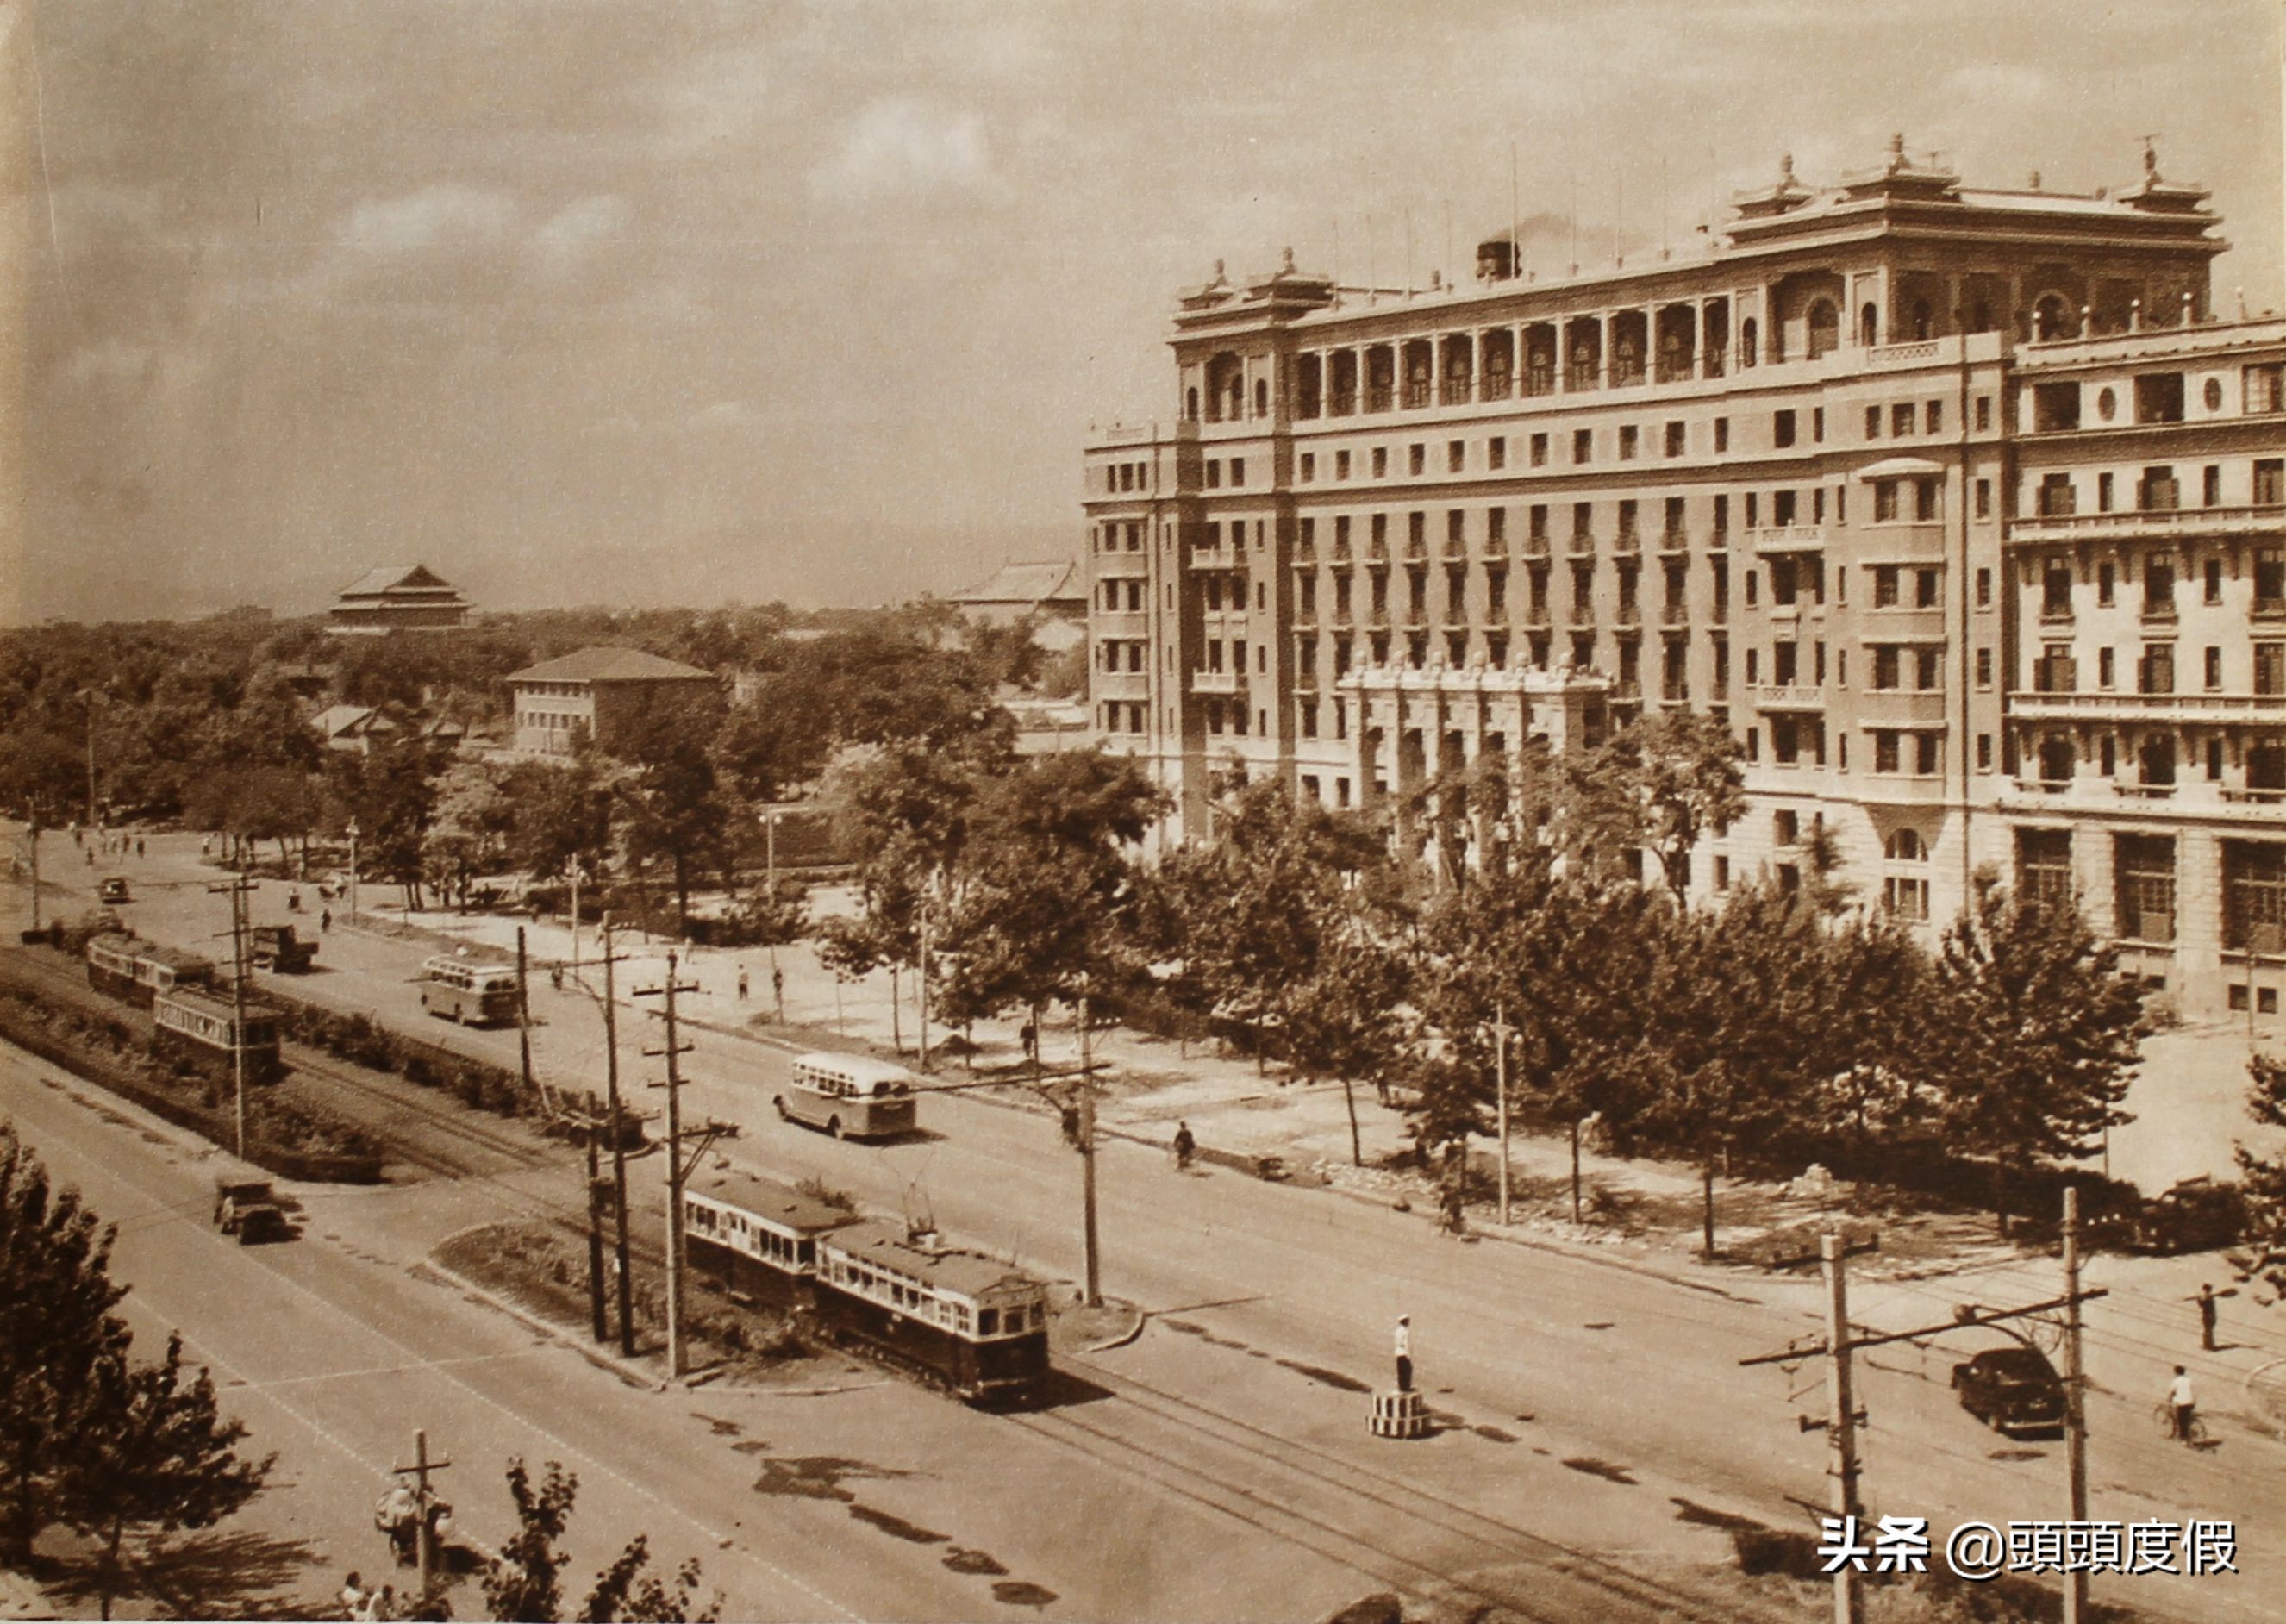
[208,874,258,1159]
[917,899,932,1071]
[1078,988,1101,1307]
[390,1428,453,1604]
[27,820,41,934]
[1822,1234,1864,1624]
[515,927,535,1102]
[600,916,634,1357]
[1744,1232,2108,1624]
[2062,1186,2089,1624]
[635,952,734,1379]
[346,819,359,921]
[584,1126,609,1342]
[568,861,581,971]
[1491,1003,1515,1225]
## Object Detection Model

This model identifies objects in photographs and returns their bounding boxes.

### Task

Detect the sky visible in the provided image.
[1,0,2281,625]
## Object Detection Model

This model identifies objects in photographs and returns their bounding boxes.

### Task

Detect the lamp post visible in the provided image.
[346,819,360,921]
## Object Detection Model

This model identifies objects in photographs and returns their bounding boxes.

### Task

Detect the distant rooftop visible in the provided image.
[949,560,1084,609]
[506,646,714,684]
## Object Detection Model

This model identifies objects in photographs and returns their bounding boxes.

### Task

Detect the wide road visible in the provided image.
[4,1044,1400,1621]
[16,835,2284,1621]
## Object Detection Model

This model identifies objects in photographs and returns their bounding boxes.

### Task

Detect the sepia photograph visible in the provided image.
[3,2,2286,1620]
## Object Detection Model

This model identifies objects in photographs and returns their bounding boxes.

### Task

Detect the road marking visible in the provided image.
[223,1349,561,1390]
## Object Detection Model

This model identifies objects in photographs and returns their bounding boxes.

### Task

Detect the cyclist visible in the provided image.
[1172,1121,1196,1172]
[2168,1365,2197,1443]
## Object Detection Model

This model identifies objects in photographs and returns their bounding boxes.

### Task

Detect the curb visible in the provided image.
[412,1258,668,1393]
[1077,1304,1149,1354]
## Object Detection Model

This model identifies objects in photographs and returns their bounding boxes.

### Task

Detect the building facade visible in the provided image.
[505,646,720,759]
[948,560,1090,653]
[1082,137,2286,1015]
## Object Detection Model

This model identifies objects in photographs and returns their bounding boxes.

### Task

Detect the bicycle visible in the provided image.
[2152,1401,2209,1446]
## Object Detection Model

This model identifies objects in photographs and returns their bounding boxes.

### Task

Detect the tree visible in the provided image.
[59,1334,272,1620]
[484,1459,718,1624]
[2234,1054,2286,1296]
[615,728,729,935]
[423,760,518,910]
[0,725,84,828]
[484,1458,579,1623]
[1621,710,1746,902]
[939,750,1165,1053]
[503,756,617,884]
[1924,876,2145,1234]
[328,741,450,909]
[0,1125,130,1563]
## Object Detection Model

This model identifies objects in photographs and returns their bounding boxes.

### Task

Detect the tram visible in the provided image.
[815,1223,1051,1404]
[677,1168,1051,1403]
[153,985,283,1086]
[683,1168,860,1307]
[86,933,215,1007]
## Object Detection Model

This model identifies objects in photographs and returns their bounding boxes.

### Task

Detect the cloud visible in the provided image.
[533,194,631,270]
[1942,61,2058,105]
[335,183,516,254]
[810,97,994,203]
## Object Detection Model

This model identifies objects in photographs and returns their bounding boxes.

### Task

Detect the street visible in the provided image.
[6,835,2281,1621]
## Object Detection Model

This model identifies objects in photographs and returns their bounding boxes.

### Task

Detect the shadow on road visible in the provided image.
[40,1527,329,1620]
[1003,1367,1116,1414]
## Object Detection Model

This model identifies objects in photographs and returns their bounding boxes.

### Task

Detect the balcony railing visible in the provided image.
[1702,347,1727,378]
[2032,659,2078,693]
[1753,684,1825,711]
[1566,363,1600,391]
[1525,365,1556,397]
[1655,357,1692,384]
[1441,376,1471,405]
[1190,669,1242,694]
[1749,524,1828,553]
[2008,690,2286,722]
[2008,502,2286,544]
[1483,372,1513,402]
[1402,382,1433,409]
[1366,385,1393,412]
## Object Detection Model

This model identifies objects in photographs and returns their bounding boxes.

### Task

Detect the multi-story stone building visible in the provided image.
[1083,136,2286,1014]
[2004,315,2286,1012]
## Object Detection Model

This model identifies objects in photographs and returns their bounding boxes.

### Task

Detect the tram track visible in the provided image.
[1009,1352,1796,1624]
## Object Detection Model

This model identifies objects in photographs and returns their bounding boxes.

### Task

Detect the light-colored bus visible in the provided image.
[418,955,522,1027]
[774,1052,918,1140]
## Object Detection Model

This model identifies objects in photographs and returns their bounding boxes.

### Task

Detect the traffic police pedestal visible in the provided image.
[1370,1389,1430,1439]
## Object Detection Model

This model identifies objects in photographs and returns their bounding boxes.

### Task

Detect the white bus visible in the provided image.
[774,1052,918,1140]
[418,955,522,1027]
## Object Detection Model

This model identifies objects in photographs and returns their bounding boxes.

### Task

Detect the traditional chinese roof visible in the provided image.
[948,560,1084,610]
[336,565,464,602]
[505,646,714,684]
[310,704,396,739]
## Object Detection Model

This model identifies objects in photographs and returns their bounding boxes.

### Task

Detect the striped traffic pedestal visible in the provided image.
[1369,1388,1429,1439]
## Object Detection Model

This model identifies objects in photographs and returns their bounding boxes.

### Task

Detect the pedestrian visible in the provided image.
[1393,1315,1413,1392]
[738,967,750,1001]
[2189,1283,2237,1352]
[2169,1365,2197,1442]
[1021,1021,1038,1062]
[135,837,145,859]
[372,1584,399,1621]
[340,1571,369,1620]
[1172,1120,1196,1171]
[322,907,333,934]
[771,965,784,1007]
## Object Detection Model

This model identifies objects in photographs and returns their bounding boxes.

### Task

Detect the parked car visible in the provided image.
[1951,1345,2066,1436]
[250,923,318,973]
[97,876,131,903]
[2132,1177,2247,1255]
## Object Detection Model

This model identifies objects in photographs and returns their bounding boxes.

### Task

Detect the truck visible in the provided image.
[250,923,318,973]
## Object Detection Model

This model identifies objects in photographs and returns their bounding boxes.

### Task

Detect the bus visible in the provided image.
[774,1052,918,1140]
[417,956,522,1027]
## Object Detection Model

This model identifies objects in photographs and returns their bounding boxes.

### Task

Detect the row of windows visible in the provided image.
[1103,459,1151,492]
[2036,544,2286,616]
[2028,365,2285,433]
[2030,640,2286,696]
[2029,458,2284,516]
[2018,828,2286,954]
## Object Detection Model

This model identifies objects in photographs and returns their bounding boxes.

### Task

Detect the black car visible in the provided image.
[1951,1345,2066,1436]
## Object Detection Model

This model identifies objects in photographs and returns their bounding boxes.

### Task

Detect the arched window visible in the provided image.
[1254,378,1270,417]
[2033,294,2077,341]
[1911,299,1934,340]
[1739,318,1758,368]
[1807,299,1839,359]
[1885,828,1927,863]
[1860,303,1879,347]
[1185,386,1200,421]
